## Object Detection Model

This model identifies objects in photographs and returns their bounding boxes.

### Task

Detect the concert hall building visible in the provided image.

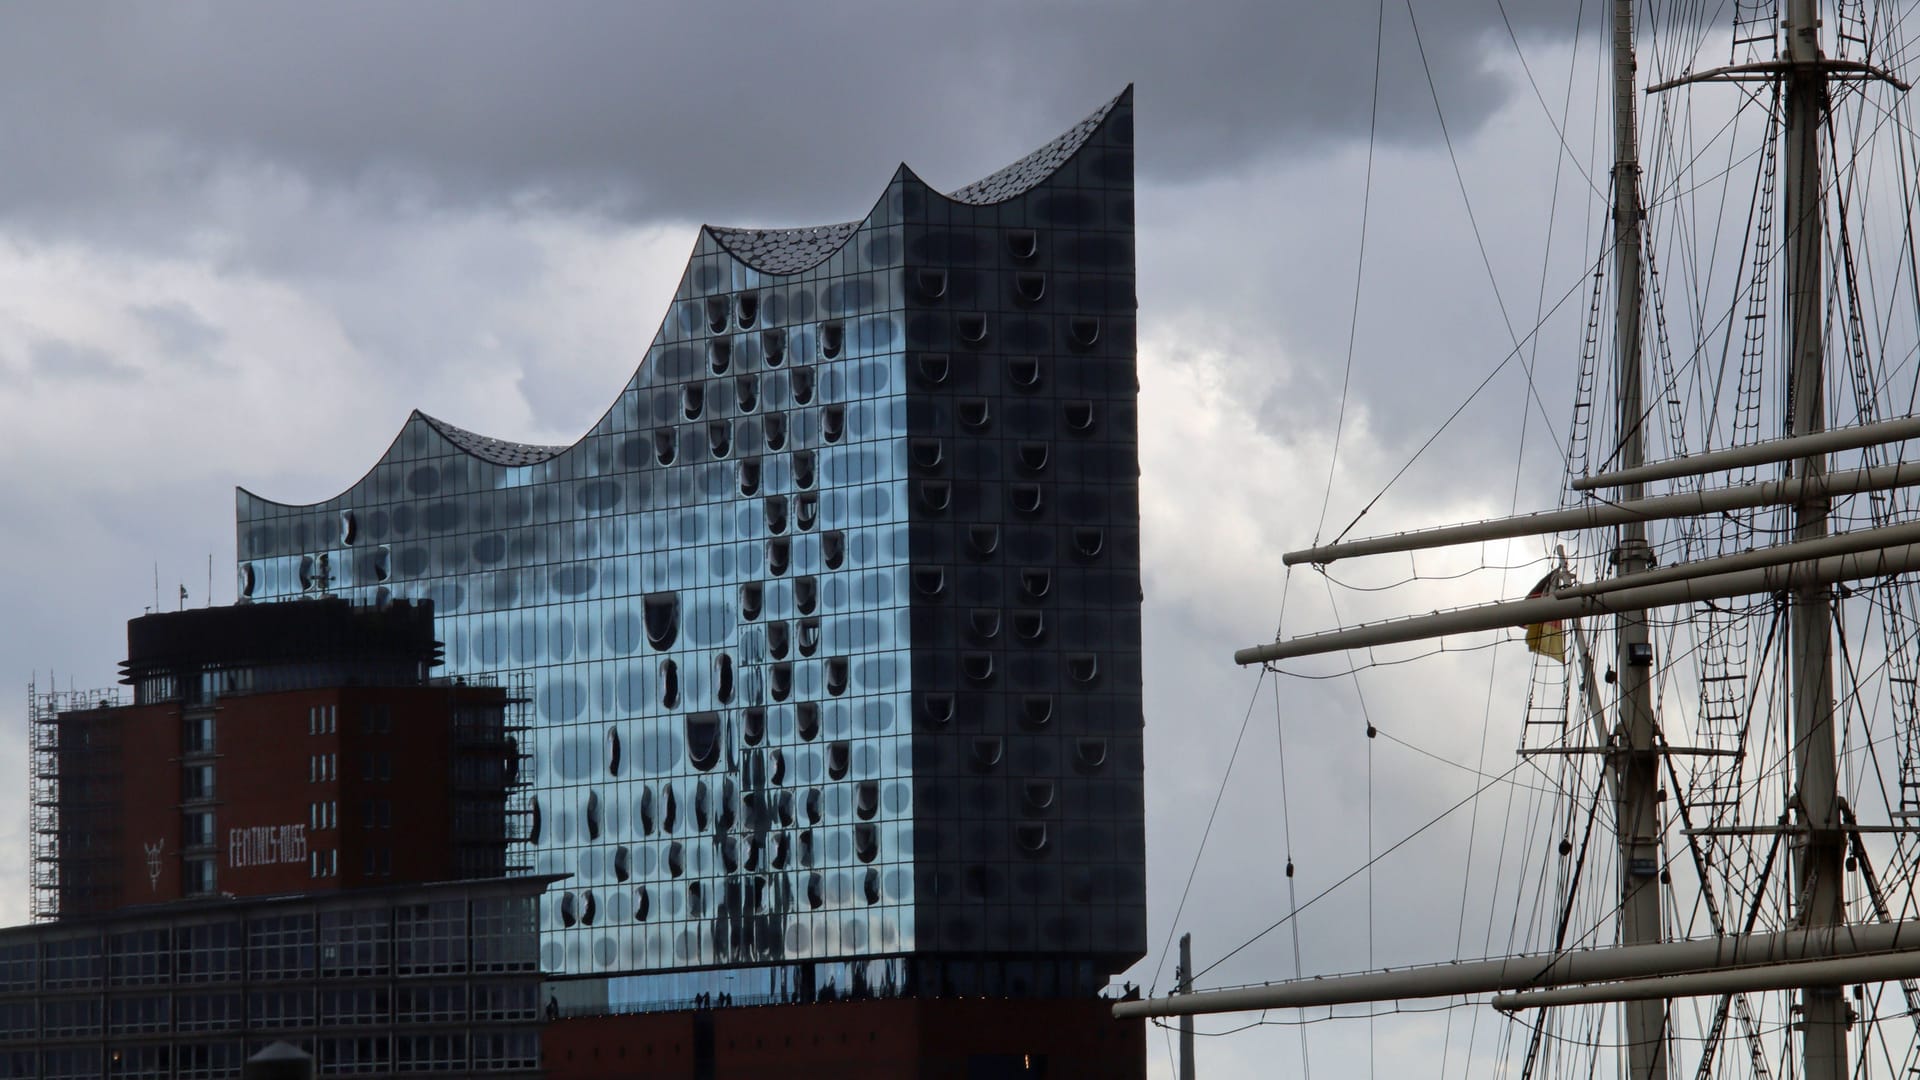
[227,86,1145,1076]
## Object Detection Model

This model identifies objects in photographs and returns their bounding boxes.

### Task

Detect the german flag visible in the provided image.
[1522,571,1567,662]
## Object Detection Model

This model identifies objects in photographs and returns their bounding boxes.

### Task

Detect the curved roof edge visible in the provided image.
[415,410,570,467]
[241,87,1131,510]
[706,85,1130,276]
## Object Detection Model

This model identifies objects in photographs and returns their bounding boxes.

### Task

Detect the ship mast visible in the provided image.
[1607,0,1667,1073]
[1781,2,1847,1077]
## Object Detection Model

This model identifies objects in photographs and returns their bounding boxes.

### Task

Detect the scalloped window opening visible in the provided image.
[826,743,852,782]
[705,296,729,334]
[918,480,952,512]
[654,429,677,466]
[924,694,955,724]
[826,656,850,697]
[708,338,732,374]
[1008,357,1042,389]
[1014,271,1047,303]
[1007,229,1039,260]
[659,660,681,709]
[795,576,819,616]
[709,420,732,459]
[969,609,1002,641]
[956,313,988,345]
[740,581,764,621]
[968,524,1000,558]
[1064,400,1096,433]
[959,398,991,430]
[917,353,951,385]
[644,593,680,651]
[736,375,759,413]
[796,492,820,532]
[793,449,817,489]
[762,328,787,367]
[764,496,789,536]
[1018,443,1049,472]
[797,702,821,742]
[736,292,759,329]
[683,382,705,420]
[770,662,794,702]
[1069,317,1101,349]
[822,405,846,444]
[765,413,788,452]
[768,536,791,576]
[687,714,721,771]
[1022,695,1053,728]
[822,530,847,570]
[797,618,822,656]
[917,268,949,299]
[738,458,761,497]
[820,321,845,359]
[1010,484,1043,515]
[791,368,815,406]
[913,567,946,597]
[743,708,766,745]
[767,620,791,660]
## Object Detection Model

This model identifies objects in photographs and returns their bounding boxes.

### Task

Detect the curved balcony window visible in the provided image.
[736,292,759,329]
[822,530,847,570]
[687,714,721,772]
[704,296,729,334]
[659,659,680,710]
[1014,271,1047,303]
[770,663,793,702]
[968,524,1000,558]
[743,707,766,746]
[917,353,950,385]
[708,420,731,458]
[765,413,788,452]
[736,375,758,413]
[1074,527,1106,559]
[923,694,955,725]
[708,338,732,375]
[1010,484,1043,515]
[826,656,850,697]
[796,492,819,532]
[634,886,650,922]
[683,382,704,420]
[1064,400,1096,433]
[791,368,815,406]
[916,268,948,299]
[1069,317,1100,349]
[765,496,788,536]
[970,736,1004,771]
[1018,443,1049,472]
[654,429,677,466]
[820,322,845,359]
[797,618,822,656]
[1007,229,1038,260]
[1020,569,1052,601]
[644,593,679,651]
[956,313,988,345]
[762,328,786,367]
[827,742,851,781]
[969,609,1002,641]
[1008,357,1042,390]
[822,405,845,444]
[768,536,791,576]
[795,576,819,616]
[793,449,816,489]
[854,824,879,864]
[739,581,763,621]
[959,398,991,430]
[797,702,821,742]
[767,621,791,661]
[1014,611,1046,644]
[962,653,995,684]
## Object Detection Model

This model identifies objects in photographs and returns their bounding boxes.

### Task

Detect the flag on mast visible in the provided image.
[1522,572,1566,662]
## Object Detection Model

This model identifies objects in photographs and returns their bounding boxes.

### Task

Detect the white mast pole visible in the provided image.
[1782,2,1848,1077]
[1609,0,1668,1067]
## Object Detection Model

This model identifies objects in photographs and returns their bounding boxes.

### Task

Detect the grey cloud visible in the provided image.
[130,301,227,363]
[28,338,140,383]
[0,1,1571,234]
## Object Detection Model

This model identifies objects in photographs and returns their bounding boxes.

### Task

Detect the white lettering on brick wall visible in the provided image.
[227,824,308,868]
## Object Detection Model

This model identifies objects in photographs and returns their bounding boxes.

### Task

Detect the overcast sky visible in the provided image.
[0,4,1639,1075]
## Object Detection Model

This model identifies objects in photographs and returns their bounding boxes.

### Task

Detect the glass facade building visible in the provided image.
[236,89,1144,995]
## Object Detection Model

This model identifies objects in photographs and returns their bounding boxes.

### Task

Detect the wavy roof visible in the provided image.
[249,87,1130,492]
[706,87,1127,275]
[416,411,570,468]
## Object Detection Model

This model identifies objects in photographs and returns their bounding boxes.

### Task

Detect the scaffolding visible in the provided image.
[27,677,123,922]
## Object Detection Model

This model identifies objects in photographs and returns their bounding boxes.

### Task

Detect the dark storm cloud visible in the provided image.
[0,1,1571,229]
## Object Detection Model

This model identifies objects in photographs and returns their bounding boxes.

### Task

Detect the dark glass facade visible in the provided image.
[0,876,549,1078]
[235,89,1144,989]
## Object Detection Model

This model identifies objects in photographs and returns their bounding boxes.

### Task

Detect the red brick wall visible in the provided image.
[543,997,1144,1080]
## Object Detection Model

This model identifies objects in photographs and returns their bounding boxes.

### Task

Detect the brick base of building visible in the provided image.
[544,996,1145,1079]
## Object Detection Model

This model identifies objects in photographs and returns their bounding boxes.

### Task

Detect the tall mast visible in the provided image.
[1609,0,1668,1075]
[1782,2,1847,1078]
